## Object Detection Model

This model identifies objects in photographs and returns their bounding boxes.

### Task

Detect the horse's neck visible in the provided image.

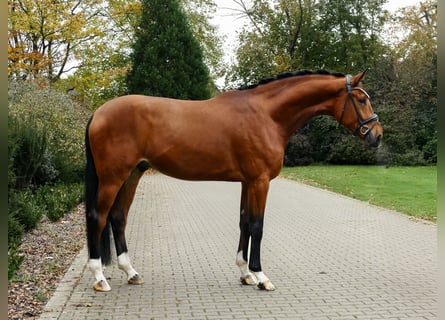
[255,76,344,139]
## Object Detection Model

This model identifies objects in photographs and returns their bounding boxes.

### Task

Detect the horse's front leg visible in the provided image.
[236,178,276,291]
[236,183,257,285]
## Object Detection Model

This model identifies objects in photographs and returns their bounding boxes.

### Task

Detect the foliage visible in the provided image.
[326,135,378,165]
[126,0,211,99]
[284,132,313,166]
[8,213,25,247]
[281,165,437,220]
[226,0,387,87]
[9,189,46,232]
[8,242,24,280]
[8,114,49,189]
[8,80,88,279]
[182,0,224,80]
[8,80,89,182]
[54,0,142,108]
[8,0,106,82]
[8,182,83,279]
[375,0,437,165]
[37,183,84,222]
[54,0,222,109]
[312,0,387,71]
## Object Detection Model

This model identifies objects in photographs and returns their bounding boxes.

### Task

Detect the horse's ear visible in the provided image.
[353,68,369,86]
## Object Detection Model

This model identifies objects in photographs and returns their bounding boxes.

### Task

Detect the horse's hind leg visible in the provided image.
[87,181,121,292]
[109,161,148,286]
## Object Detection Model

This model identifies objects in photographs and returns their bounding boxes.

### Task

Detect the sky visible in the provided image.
[210,0,422,63]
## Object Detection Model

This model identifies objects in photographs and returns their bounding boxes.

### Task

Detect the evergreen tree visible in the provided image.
[126,0,210,100]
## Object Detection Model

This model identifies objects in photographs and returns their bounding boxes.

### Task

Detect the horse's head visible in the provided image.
[337,70,383,148]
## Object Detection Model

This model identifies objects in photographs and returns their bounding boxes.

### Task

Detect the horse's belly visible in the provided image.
[146,149,242,182]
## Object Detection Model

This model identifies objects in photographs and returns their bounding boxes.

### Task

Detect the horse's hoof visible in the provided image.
[240,274,257,285]
[257,280,276,291]
[128,274,144,285]
[93,280,111,292]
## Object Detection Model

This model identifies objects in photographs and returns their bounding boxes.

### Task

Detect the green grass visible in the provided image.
[281,165,437,221]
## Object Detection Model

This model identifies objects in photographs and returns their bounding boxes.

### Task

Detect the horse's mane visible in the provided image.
[238,69,345,90]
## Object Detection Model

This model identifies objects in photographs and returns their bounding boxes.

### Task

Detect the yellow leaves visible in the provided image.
[124,1,142,15]
[8,0,106,80]
[389,0,437,60]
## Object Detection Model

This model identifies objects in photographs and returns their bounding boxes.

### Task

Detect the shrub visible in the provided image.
[9,190,47,231]
[8,80,88,278]
[8,80,89,184]
[8,242,24,280]
[8,212,25,247]
[284,134,314,166]
[8,114,50,189]
[37,183,84,221]
[422,136,437,163]
[327,136,378,165]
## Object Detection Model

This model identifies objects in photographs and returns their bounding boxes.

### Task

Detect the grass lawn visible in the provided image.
[281,165,437,221]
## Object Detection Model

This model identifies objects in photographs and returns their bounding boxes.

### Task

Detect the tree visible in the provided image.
[183,0,224,80]
[54,0,143,108]
[226,0,387,86]
[8,0,221,107]
[226,0,312,87]
[313,0,387,71]
[126,0,211,100]
[377,0,437,164]
[8,0,105,83]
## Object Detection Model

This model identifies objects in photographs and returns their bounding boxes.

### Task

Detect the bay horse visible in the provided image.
[85,69,382,292]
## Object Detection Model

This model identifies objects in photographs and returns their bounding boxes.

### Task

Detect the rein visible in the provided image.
[339,74,379,137]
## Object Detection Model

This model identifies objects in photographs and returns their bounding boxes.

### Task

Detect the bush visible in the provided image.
[8,242,24,280]
[8,206,25,280]
[8,80,88,278]
[8,213,25,247]
[8,115,51,189]
[284,134,314,166]
[37,183,84,221]
[8,182,84,278]
[9,190,47,232]
[8,80,89,183]
[422,135,437,163]
[326,136,378,165]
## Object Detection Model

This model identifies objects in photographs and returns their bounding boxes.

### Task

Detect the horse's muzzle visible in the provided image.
[366,132,382,148]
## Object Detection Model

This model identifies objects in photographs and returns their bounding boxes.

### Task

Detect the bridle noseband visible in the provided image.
[339,74,379,137]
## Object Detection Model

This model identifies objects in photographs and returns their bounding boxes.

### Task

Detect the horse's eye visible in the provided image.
[358,98,367,105]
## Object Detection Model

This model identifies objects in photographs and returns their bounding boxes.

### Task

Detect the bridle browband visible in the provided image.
[339,74,379,137]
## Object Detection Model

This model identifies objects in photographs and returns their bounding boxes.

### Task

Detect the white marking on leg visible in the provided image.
[254,271,276,291]
[236,251,248,274]
[236,251,257,284]
[117,252,138,280]
[88,258,111,291]
[253,271,269,283]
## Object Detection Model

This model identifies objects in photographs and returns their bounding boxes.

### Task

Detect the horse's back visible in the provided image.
[88,95,241,180]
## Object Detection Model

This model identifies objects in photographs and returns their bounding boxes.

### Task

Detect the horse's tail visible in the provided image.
[85,116,112,265]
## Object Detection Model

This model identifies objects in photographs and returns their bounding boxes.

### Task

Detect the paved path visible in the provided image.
[40,174,437,320]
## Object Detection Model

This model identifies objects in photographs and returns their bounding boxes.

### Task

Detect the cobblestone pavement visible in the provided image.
[40,174,437,320]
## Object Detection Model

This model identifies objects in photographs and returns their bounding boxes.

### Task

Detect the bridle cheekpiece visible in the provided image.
[339,74,379,137]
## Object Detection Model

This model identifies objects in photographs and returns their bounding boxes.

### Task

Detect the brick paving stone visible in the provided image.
[40,174,438,320]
